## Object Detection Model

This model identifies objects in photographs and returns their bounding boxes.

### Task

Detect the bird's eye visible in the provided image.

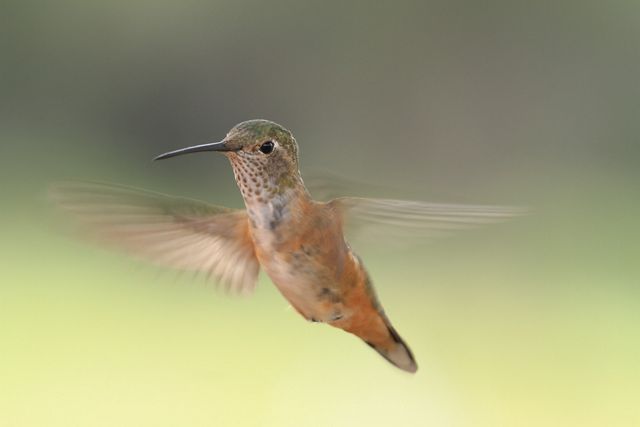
[259,141,275,154]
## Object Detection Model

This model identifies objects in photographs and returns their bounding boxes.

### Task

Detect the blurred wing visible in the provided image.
[49,181,260,295]
[331,197,526,244]
[305,170,372,202]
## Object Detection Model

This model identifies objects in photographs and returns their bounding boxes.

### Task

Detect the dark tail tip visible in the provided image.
[365,325,418,373]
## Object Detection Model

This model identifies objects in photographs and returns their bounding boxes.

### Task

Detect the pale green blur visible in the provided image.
[1,1,639,426]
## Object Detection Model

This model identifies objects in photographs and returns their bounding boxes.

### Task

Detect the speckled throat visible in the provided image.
[227,150,310,235]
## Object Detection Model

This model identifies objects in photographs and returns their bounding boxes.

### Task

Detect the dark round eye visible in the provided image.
[259,141,275,154]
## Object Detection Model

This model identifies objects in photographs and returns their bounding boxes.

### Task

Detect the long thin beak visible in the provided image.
[154,141,237,161]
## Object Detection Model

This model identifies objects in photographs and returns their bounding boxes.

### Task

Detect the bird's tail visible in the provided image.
[357,317,418,373]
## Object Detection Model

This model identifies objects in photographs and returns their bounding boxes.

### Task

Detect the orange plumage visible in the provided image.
[51,119,523,373]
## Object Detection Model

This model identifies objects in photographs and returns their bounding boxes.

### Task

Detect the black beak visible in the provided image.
[154,141,237,161]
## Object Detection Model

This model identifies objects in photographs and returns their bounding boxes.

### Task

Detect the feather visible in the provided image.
[49,181,260,295]
[331,196,527,243]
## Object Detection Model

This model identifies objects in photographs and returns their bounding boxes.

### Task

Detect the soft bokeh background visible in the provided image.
[2,1,639,426]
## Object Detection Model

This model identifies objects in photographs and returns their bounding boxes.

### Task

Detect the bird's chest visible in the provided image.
[248,202,316,284]
[246,200,347,320]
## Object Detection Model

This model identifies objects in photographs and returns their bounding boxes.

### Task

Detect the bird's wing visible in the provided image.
[330,197,526,244]
[49,181,260,295]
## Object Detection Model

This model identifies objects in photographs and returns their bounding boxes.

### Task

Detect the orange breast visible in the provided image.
[250,200,359,321]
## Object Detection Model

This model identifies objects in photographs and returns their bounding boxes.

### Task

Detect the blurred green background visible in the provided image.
[2,1,639,426]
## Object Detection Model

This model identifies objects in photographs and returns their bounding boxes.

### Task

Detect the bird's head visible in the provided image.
[155,119,304,200]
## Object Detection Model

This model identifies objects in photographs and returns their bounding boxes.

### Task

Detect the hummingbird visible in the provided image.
[51,119,521,373]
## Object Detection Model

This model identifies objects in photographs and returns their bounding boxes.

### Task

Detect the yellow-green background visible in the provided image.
[2,1,639,426]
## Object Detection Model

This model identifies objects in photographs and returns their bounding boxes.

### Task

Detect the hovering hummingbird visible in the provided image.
[51,119,521,373]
